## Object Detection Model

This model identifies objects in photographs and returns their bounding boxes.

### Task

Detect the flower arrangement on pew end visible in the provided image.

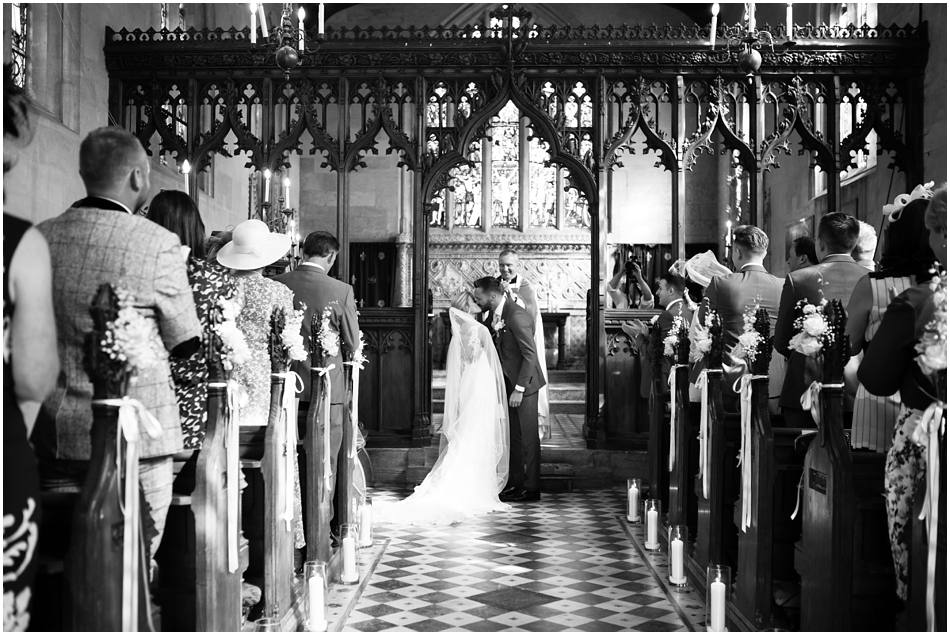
[316,303,341,361]
[790,298,849,382]
[663,314,691,365]
[213,297,251,373]
[690,298,723,368]
[270,304,308,372]
[86,284,163,397]
[731,304,772,375]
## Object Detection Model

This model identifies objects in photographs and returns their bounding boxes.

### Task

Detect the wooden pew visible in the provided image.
[302,311,333,564]
[798,300,896,631]
[646,324,670,509]
[667,362,692,528]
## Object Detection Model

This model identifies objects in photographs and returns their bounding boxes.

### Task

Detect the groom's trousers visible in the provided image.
[507,389,541,492]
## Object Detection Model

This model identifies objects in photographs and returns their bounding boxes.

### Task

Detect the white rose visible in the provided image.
[803,304,816,315]
[789,332,822,356]
[802,314,827,338]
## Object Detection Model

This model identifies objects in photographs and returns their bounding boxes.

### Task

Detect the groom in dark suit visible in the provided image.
[473,276,546,502]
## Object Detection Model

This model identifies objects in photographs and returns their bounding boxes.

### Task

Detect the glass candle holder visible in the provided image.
[643,499,661,551]
[340,523,360,584]
[304,561,328,632]
[626,478,642,523]
[668,525,689,588]
[359,497,374,549]
[254,617,281,632]
[706,564,731,632]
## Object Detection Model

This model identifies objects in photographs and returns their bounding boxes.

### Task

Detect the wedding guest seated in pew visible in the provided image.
[775,212,866,427]
[695,229,784,413]
[786,235,819,273]
[148,190,241,489]
[275,231,361,545]
[859,183,946,606]
[3,63,60,632]
[846,187,936,453]
[35,126,202,575]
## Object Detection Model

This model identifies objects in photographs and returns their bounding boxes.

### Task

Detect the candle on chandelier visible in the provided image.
[747,1,756,33]
[249,2,258,43]
[282,175,291,205]
[709,3,719,48]
[726,219,733,246]
[298,6,306,51]
[258,3,269,38]
[263,168,272,203]
[786,2,794,39]
[318,2,325,35]
[182,159,192,197]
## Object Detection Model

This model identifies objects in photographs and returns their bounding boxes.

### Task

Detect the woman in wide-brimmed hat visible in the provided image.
[218,220,305,551]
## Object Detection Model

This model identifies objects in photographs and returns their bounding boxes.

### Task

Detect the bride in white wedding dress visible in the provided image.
[376,308,510,525]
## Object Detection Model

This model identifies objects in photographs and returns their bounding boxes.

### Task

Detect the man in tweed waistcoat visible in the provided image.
[35,127,201,566]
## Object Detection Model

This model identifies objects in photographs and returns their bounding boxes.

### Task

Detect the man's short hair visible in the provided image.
[79,127,146,190]
[733,225,769,254]
[473,276,503,294]
[499,248,518,259]
[302,231,340,258]
[791,236,818,265]
[658,272,686,295]
[818,212,861,254]
[852,220,878,257]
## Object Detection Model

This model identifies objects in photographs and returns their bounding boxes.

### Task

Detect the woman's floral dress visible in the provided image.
[233,272,305,549]
[169,258,239,450]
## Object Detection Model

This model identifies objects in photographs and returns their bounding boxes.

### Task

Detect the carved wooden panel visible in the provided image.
[356,309,415,446]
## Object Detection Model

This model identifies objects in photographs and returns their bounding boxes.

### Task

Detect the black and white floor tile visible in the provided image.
[333,489,705,632]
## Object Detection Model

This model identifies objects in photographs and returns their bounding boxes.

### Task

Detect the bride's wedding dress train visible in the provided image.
[377,309,510,526]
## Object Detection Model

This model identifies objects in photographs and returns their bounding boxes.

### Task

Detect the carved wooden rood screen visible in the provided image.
[104,6,928,449]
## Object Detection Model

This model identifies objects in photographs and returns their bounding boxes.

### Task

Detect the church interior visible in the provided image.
[2,1,947,632]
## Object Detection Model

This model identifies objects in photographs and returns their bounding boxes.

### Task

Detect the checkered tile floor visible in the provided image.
[338,489,703,632]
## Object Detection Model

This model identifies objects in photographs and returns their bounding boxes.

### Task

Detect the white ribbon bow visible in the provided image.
[92,397,163,632]
[207,380,248,573]
[694,369,722,498]
[800,381,846,426]
[911,400,946,633]
[343,358,366,461]
[668,364,689,472]
[312,365,336,494]
[732,374,769,532]
[273,372,304,532]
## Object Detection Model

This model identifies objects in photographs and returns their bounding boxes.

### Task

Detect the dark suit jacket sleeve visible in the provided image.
[858,296,914,397]
[510,310,539,390]
[339,285,361,359]
[657,310,674,341]
[774,274,796,357]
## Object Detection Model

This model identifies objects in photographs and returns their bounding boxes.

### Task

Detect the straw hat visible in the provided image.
[215,219,290,271]
[684,250,731,287]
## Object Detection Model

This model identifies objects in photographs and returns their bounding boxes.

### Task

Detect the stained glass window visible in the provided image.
[10,3,30,89]
[529,138,557,228]
[490,101,521,228]
[452,142,483,228]
[562,168,591,228]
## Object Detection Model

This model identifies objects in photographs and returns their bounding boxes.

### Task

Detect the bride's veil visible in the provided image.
[445,308,510,492]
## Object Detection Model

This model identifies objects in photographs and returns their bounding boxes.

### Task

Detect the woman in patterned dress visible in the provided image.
[847,196,936,453]
[859,184,946,602]
[217,220,305,550]
[148,190,240,452]
[3,63,60,632]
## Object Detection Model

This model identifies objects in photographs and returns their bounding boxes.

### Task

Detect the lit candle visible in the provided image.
[359,503,373,548]
[308,574,327,631]
[258,3,269,38]
[647,508,658,547]
[283,175,291,204]
[318,2,325,35]
[670,537,685,583]
[298,6,306,51]
[249,2,257,44]
[263,168,272,203]
[182,159,192,197]
[786,2,794,39]
[710,579,727,631]
[725,219,733,246]
[709,3,719,48]
[341,534,359,583]
[747,1,756,34]
[627,482,640,522]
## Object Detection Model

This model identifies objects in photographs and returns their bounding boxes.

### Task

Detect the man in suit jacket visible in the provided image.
[36,127,201,563]
[274,231,360,528]
[774,212,867,427]
[473,276,546,502]
[696,226,784,408]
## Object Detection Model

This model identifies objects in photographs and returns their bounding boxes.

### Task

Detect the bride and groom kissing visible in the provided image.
[377,260,547,526]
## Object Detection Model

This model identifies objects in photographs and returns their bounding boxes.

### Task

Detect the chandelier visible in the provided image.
[248,2,325,78]
[709,1,796,75]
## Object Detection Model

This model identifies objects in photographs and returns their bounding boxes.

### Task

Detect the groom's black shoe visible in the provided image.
[500,485,519,499]
[505,489,541,502]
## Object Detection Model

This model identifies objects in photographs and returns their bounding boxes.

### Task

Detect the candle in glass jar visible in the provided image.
[710,579,726,631]
[308,575,326,631]
[670,537,685,582]
[359,505,373,548]
[341,534,359,583]
[647,509,658,546]
[627,483,640,522]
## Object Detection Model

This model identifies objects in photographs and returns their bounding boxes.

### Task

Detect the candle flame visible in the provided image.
[181,159,192,175]
[711,3,720,16]
[282,176,291,187]
[298,5,305,20]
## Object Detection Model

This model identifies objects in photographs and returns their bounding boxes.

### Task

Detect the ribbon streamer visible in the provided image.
[732,374,769,532]
[343,358,366,461]
[273,372,304,532]
[694,369,721,498]
[312,365,336,494]
[911,400,946,633]
[799,381,845,426]
[208,380,247,573]
[92,397,162,632]
[667,364,689,472]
